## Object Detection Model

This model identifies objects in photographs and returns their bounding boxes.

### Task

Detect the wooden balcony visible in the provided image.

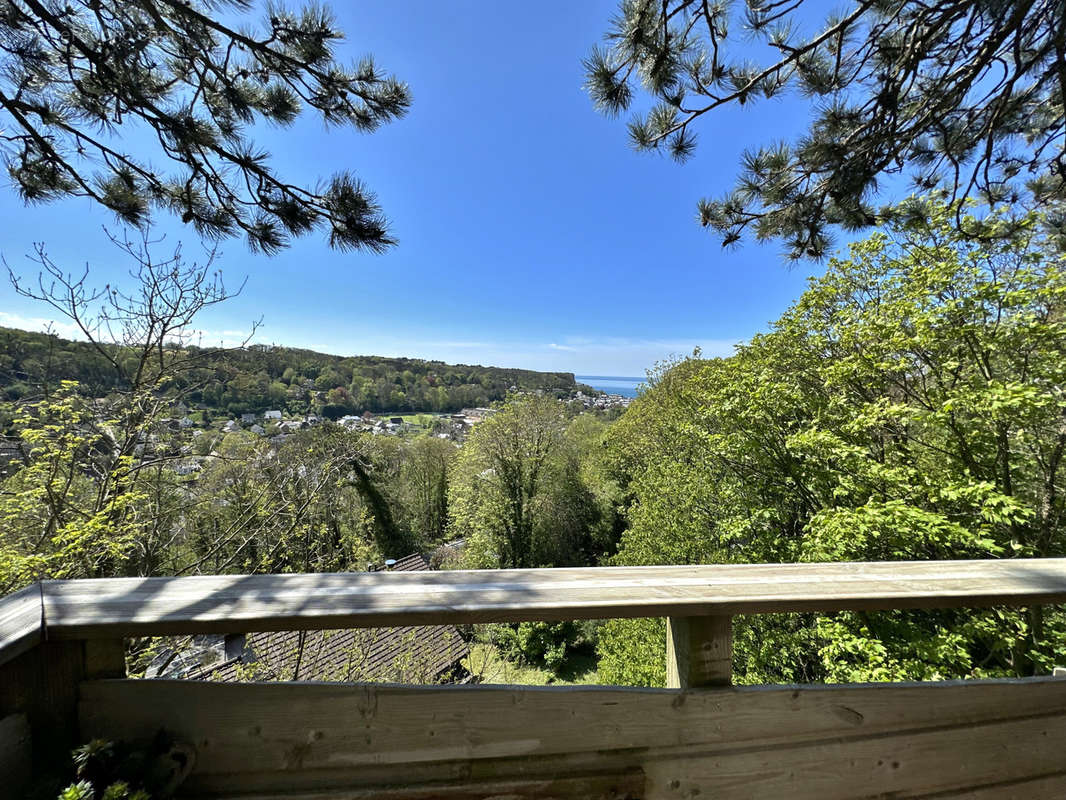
[4,558,1066,798]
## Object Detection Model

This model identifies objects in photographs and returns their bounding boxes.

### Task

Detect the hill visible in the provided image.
[0,326,588,417]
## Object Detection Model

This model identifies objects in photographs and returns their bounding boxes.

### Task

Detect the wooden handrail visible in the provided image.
[0,584,42,665]
[2,558,1066,666]
[5,558,1066,800]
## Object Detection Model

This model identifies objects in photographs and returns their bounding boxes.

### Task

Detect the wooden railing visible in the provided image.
[4,558,1066,799]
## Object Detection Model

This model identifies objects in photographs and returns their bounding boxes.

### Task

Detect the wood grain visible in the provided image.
[1,641,87,769]
[666,615,732,688]
[928,772,1066,799]
[41,558,1066,639]
[0,583,42,666]
[643,713,1066,799]
[79,677,1066,796]
[0,713,31,800]
[83,638,126,679]
[202,770,646,800]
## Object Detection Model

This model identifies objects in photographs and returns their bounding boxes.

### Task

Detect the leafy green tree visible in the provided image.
[0,382,141,590]
[450,396,566,569]
[1,232,248,589]
[449,397,615,569]
[543,414,626,565]
[449,397,568,568]
[398,435,456,545]
[184,427,383,574]
[585,0,1066,258]
[0,326,587,417]
[1,0,409,252]
[599,200,1066,685]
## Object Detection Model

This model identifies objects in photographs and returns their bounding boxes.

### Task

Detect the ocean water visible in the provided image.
[576,375,645,398]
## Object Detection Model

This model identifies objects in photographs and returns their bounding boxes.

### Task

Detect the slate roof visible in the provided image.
[189,554,469,684]
[388,552,432,572]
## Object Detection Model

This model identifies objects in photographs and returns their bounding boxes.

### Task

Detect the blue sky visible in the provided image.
[0,0,841,376]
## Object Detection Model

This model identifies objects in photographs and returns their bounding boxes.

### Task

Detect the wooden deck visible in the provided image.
[4,558,1066,799]
[31,557,1066,638]
[78,678,1066,799]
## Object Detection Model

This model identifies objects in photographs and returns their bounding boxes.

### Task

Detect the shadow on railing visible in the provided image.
[4,558,1066,799]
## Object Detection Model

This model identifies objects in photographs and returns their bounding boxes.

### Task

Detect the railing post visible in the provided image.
[84,638,126,679]
[666,615,732,688]
[0,635,125,797]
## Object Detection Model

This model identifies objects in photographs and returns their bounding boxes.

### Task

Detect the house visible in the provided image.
[178,416,195,428]
[264,410,282,420]
[431,538,467,570]
[0,437,25,479]
[154,554,469,684]
[249,424,265,435]
[222,420,241,433]
[460,407,496,420]
[240,413,256,424]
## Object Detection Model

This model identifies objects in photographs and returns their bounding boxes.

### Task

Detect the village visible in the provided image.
[153,390,631,479]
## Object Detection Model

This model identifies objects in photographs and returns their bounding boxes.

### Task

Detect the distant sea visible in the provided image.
[576,375,645,398]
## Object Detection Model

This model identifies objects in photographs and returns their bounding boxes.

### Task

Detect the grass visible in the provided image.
[461,643,600,686]
[370,412,439,423]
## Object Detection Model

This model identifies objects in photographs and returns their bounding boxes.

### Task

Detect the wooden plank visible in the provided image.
[83,638,125,679]
[207,770,645,800]
[666,615,731,688]
[927,772,1066,799]
[0,713,31,800]
[78,678,1066,794]
[0,641,85,770]
[41,558,1066,638]
[0,583,43,666]
[643,714,1066,799]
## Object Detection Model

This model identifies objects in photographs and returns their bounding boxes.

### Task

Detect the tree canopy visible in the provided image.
[0,323,588,416]
[585,0,1066,259]
[449,396,621,570]
[0,0,409,253]
[599,200,1066,685]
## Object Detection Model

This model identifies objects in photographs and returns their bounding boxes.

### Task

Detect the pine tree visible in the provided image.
[585,0,1066,259]
[0,1,410,253]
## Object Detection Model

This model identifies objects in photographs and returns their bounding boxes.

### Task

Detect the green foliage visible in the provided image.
[181,425,411,573]
[47,733,191,800]
[462,642,600,686]
[0,382,148,590]
[597,617,668,687]
[489,621,581,672]
[449,396,623,569]
[1,0,410,252]
[598,200,1066,684]
[397,435,457,544]
[586,0,1066,257]
[0,327,585,417]
[0,393,466,588]
[0,230,516,596]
